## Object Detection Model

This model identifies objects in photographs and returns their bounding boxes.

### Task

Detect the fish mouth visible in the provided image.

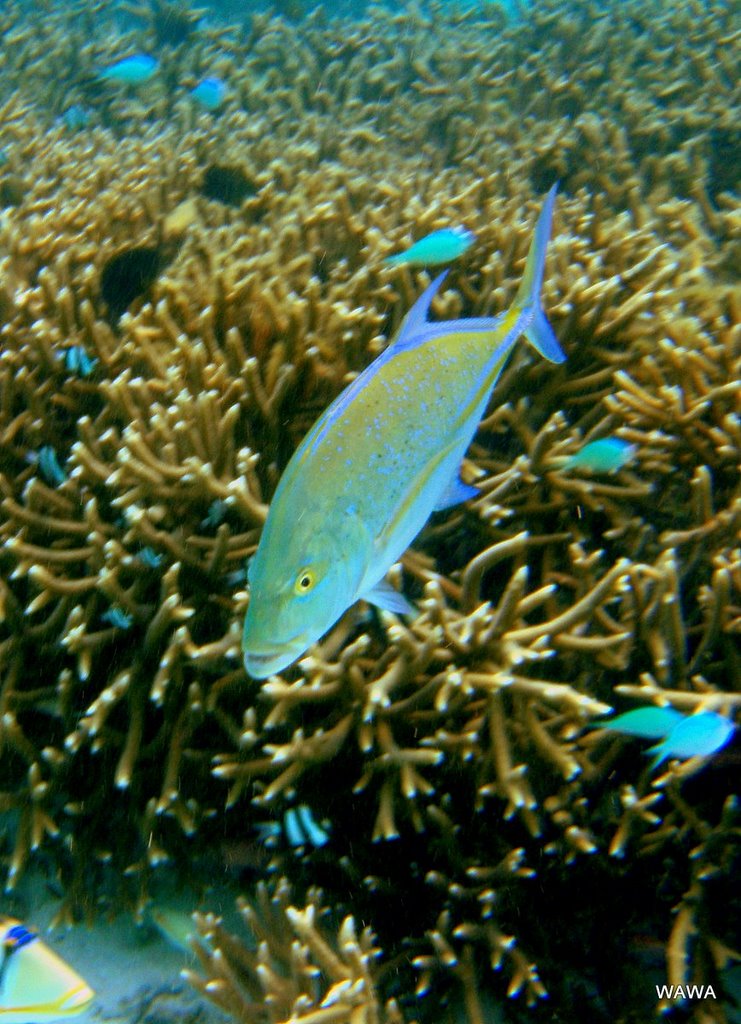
[243,641,305,679]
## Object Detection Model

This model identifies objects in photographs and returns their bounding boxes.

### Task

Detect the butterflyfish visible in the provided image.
[385,226,475,267]
[0,918,94,1022]
[562,437,637,473]
[648,711,735,770]
[242,185,565,678]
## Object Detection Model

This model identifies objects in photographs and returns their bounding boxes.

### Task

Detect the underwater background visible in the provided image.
[0,0,739,1022]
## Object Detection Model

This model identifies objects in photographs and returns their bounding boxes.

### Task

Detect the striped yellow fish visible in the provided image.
[243,185,565,678]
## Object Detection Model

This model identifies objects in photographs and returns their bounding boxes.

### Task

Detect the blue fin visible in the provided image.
[646,742,669,771]
[434,474,479,511]
[514,183,566,364]
[390,271,449,352]
[363,579,416,615]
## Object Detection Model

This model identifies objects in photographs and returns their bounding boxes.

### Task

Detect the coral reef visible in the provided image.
[185,879,405,1024]
[0,0,737,1021]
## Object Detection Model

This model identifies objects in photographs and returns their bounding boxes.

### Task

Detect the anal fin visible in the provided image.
[433,474,479,511]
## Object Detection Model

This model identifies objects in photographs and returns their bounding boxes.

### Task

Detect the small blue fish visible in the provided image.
[37,446,67,487]
[385,226,475,267]
[99,55,158,85]
[191,77,226,111]
[599,707,685,740]
[202,499,227,529]
[648,712,735,769]
[59,105,90,131]
[63,345,97,378]
[256,805,330,850]
[563,437,636,473]
[102,607,134,630]
[137,547,163,568]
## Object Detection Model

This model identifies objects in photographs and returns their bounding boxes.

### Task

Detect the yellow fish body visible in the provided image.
[0,918,94,1022]
[243,186,565,678]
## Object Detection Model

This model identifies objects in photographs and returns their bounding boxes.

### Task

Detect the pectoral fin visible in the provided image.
[363,579,416,615]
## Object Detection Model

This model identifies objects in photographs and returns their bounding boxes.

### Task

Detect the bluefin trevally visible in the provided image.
[99,55,158,85]
[191,77,227,110]
[385,226,475,267]
[563,437,636,473]
[598,706,684,739]
[242,185,565,679]
[648,711,735,769]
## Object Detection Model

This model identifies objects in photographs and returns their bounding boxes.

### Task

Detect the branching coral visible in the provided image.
[185,880,406,1024]
[0,0,737,1019]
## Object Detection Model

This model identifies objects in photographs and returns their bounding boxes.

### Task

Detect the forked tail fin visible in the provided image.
[514,183,566,363]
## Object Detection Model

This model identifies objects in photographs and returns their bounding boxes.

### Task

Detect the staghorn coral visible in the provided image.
[185,879,406,1024]
[0,0,738,1019]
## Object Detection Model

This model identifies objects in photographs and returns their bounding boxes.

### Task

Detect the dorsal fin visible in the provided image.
[389,270,449,352]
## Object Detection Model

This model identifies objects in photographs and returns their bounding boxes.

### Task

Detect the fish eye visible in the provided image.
[294,568,316,595]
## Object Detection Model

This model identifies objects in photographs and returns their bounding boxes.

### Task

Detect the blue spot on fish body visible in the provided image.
[5,923,37,950]
[385,226,475,267]
[191,77,227,110]
[563,437,637,473]
[99,55,158,85]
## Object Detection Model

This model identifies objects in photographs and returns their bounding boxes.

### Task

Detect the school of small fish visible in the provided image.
[97,54,227,110]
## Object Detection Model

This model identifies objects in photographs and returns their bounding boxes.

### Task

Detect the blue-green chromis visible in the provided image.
[385,226,475,267]
[99,55,158,85]
[598,706,685,739]
[648,712,735,769]
[191,77,227,110]
[242,185,565,679]
[563,437,636,473]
